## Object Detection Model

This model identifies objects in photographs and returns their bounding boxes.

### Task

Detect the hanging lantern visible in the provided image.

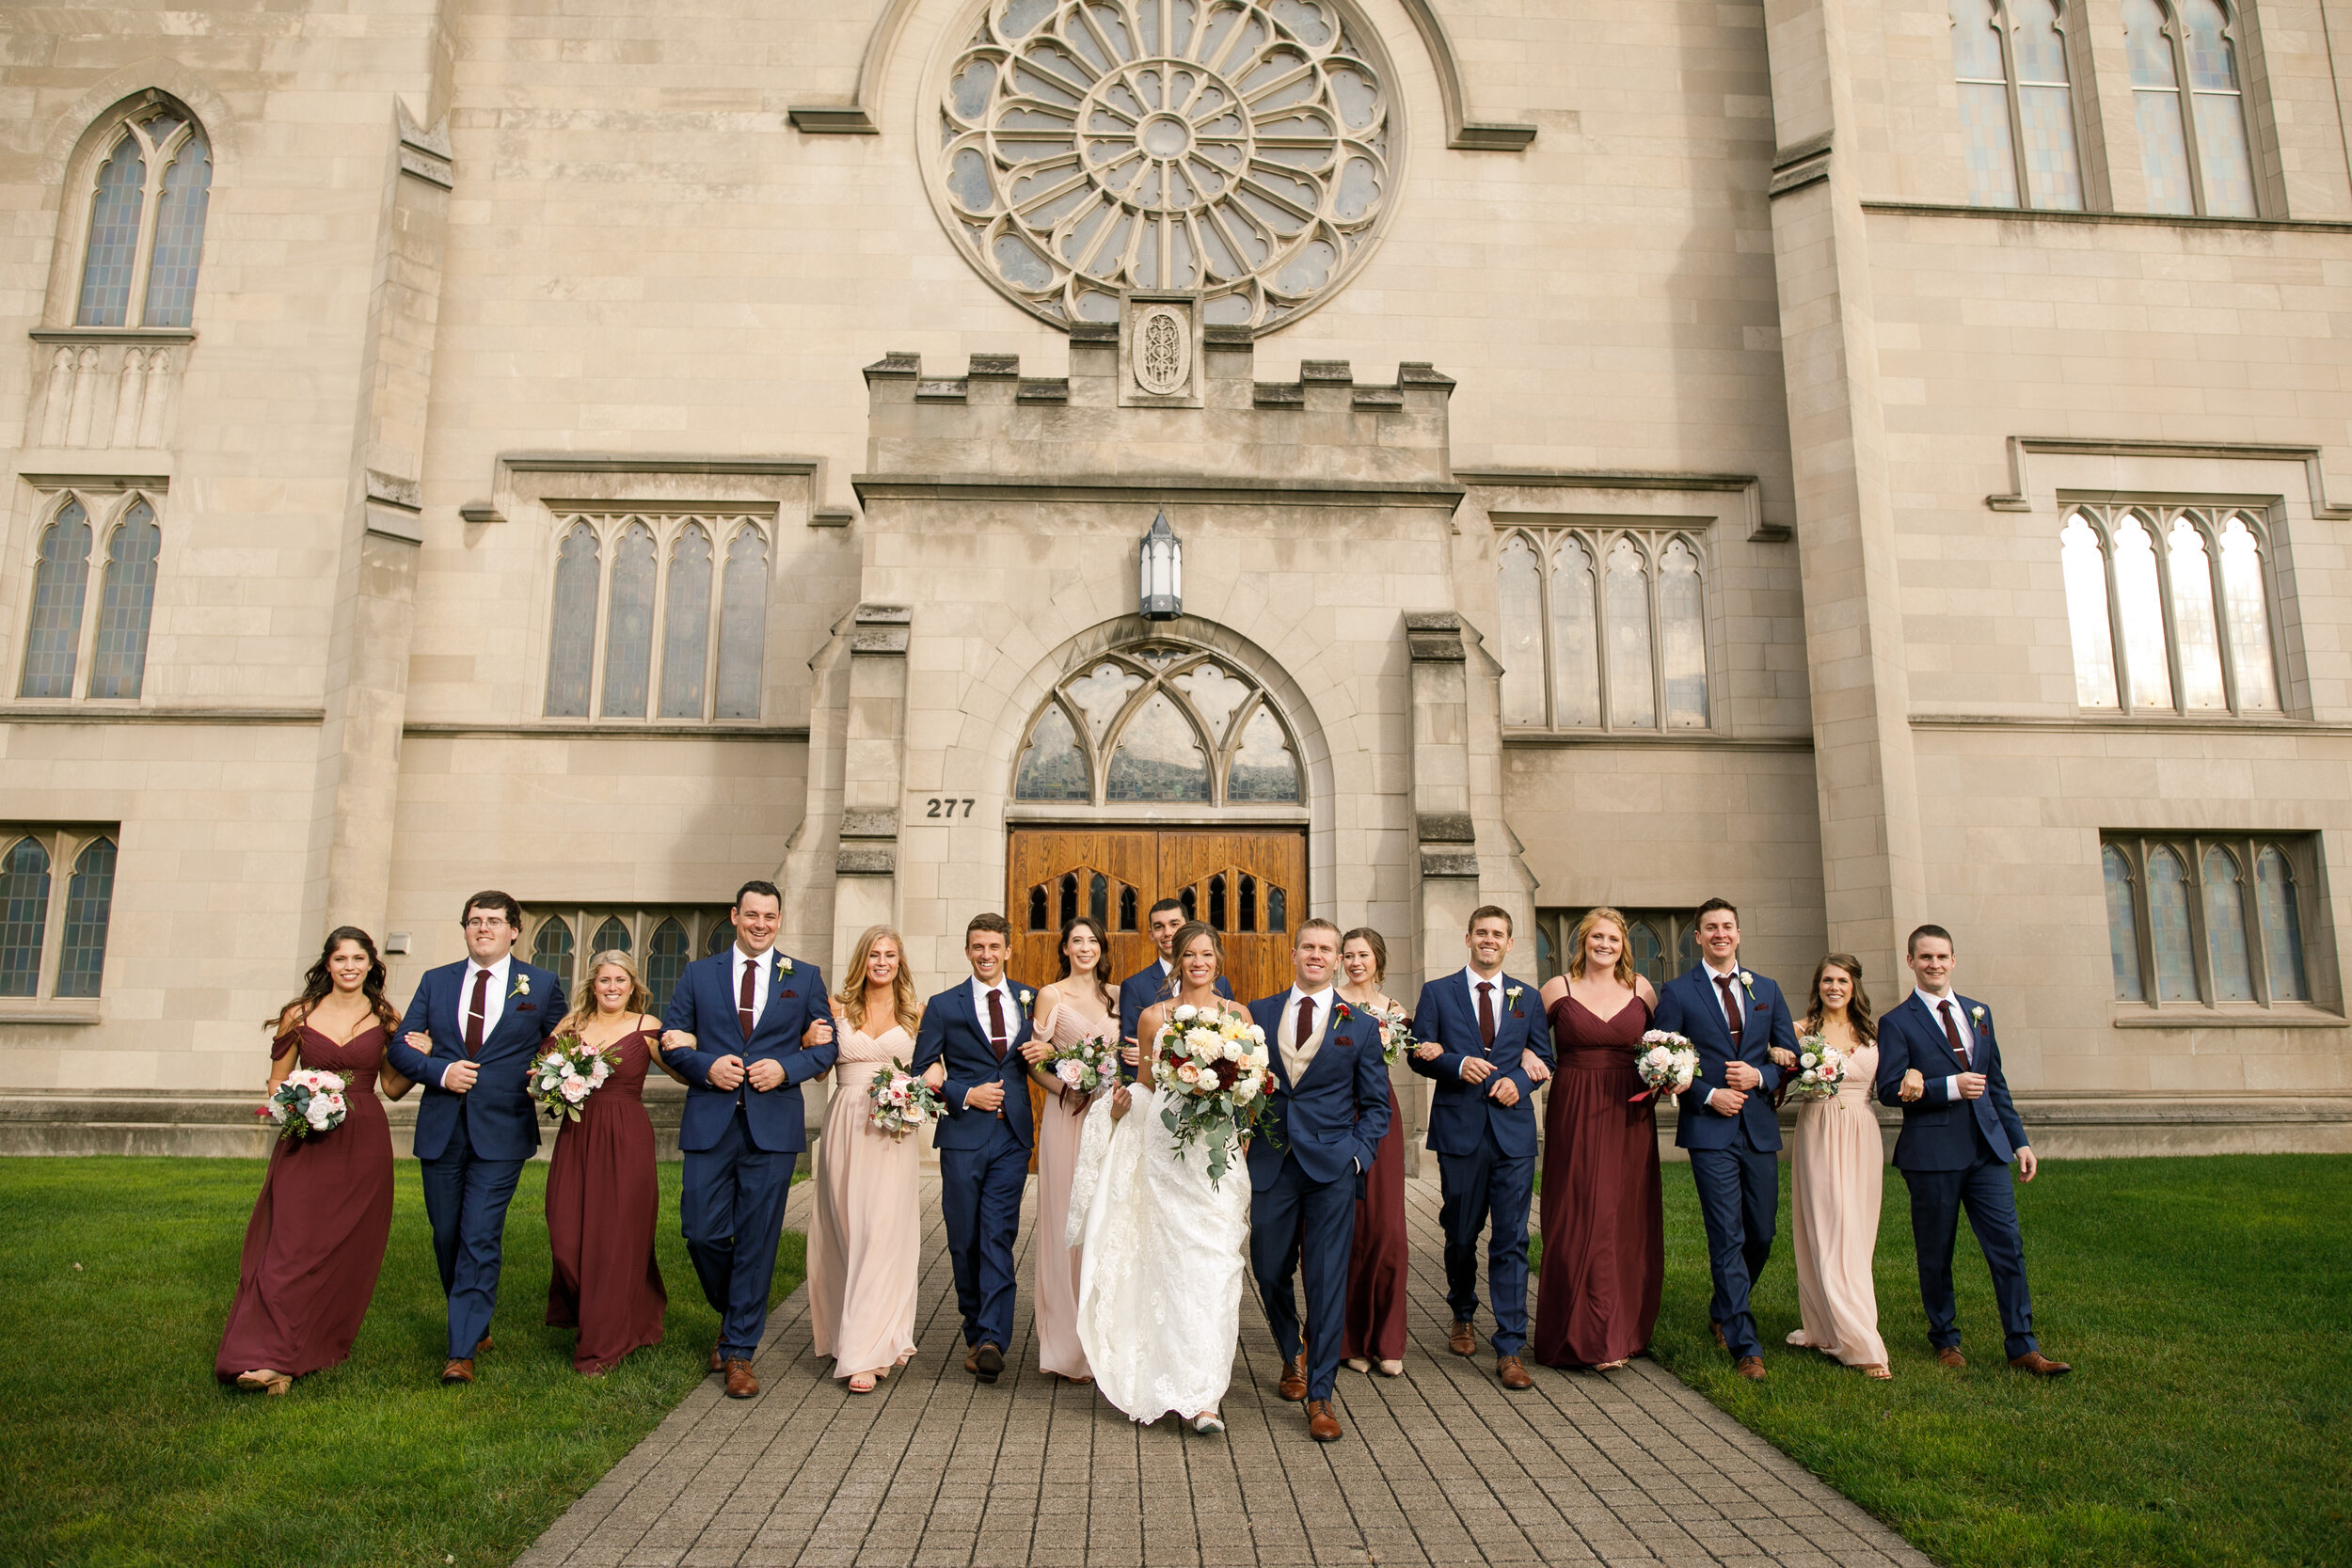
[1138,509,1182,621]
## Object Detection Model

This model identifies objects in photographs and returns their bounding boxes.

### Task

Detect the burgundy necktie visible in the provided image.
[465,967,488,1058]
[1295,994,1315,1052]
[1477,981,1496,1049]
[738,958,756,1043]
[1714,974,1743,1043]
[987,989,1009,1061]
[1940,1000,1971,1069]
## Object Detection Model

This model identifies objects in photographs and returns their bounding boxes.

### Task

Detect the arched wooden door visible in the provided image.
[1008,828,1307,1008]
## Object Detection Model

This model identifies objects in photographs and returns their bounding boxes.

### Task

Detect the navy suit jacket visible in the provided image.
[386,958,566,1163]
[1651,963,1794,1152]
[913,979,1038,1151]
[660,948,834,1155]
[1406,969,1553,1160]
[1243,991,1391,1192]
[1875,992,2027,1170]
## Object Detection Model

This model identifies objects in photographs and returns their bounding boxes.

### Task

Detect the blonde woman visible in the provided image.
[1337,927,1409,1377]
[807,925,940,1393]
[1787,955,1891,1379]
[1532,908,1661,1370]
[541,949,668,1374]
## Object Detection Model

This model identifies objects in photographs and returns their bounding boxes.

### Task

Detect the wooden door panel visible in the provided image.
[1007,831,1157,993]
[1156,830,1306,1010]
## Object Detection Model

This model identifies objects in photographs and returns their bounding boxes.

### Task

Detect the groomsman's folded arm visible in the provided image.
[387,988,450,1089]
[660,989,720,1089]
[535,974,569,1040]
[911,1008,977,1112]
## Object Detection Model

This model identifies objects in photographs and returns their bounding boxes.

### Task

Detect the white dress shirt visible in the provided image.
[1462,966,1509,1043]
[462,953,514,1043]
[1912,987,1975,1101]
[730,944,783,1029]
[969,974,1022,1044]
[1277,983,1337,1083]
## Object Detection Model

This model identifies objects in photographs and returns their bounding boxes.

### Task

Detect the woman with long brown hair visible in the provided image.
[807,924,936,1392]
[1023,914,1118,1384]
[542,949,668,1374]
[1337,927,1409,1377]
[1532,907,1662,1370]
[1786,954,1891,1378]
[217,927,411,1393]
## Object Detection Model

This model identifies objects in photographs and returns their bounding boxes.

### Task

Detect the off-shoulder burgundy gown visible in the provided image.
[544,1026,667,1373]
[1343,1075,1408,1365]
[215,1025,396,1382]
[1533,993,1663,1367]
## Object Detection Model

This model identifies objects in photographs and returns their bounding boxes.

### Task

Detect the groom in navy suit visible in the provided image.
[1118,896,1232,1077]
[1408,905,1553,1390]
[912,911,1035,1385]
[1651,896,1794,1381]
[386,890,566,1385]
[1247,919,1391,1443]
[659,879,834,1399]
[1877,925,2069,1376]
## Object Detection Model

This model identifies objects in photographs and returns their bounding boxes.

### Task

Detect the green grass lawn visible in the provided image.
[0,1156,803,1568]
[1632,1152,2352,1568]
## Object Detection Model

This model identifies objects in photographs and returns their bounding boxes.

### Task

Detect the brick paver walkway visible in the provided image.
[517,1173,1930,1567]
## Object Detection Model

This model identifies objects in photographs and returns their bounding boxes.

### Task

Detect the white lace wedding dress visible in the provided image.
[1064,1059,1251,1423]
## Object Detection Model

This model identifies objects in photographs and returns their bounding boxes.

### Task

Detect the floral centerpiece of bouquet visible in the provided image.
[1152,1004,1279,1186]
[1371,1002,1415,1065]
[1629,1030,1700,1103]
[1781,1036,1849,1103]
[1045,1029,1120,1097]
[531,1034,612,1122]
[260,1069,348,1143]
[868,1058,945,1136]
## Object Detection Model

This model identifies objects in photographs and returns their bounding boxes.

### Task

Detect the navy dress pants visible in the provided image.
[680,1103,797,1359]
[938,1119,1029,1350]
[419,1104,527,1360]
[1688,1140,1777,1359]
[1437,1132,1534,1356]
[1249,1154,1357,1401]
[1902,1143,2039,1359]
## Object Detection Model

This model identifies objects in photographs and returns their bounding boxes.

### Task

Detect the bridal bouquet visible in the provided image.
[1781,1036,1850,1104]
[531,1034,612,1122]
[1153,1004,1279,1186]
[260,1069,347,1143]
[1373,1003,1415,1065]
[1045,1030,1120,1097]
[1629,1030,1700,1103]
[868,1057,945,1136]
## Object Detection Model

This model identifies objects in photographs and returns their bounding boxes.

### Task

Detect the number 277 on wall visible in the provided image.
[923,798,976,818]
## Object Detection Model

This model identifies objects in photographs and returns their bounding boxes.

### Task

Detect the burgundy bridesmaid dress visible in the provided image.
[215,1025,396,1382]
[1533,993,1664,1368]
[1343,1077,1409,1364]
[544,1026,667,1373]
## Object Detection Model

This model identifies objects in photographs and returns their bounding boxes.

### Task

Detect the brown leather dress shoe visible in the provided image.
[710,1346,724,1373]
[474,1335,493,1354]
[1447,1321,1476,1356]
[1306,1399,1342,1442]
[1712,1323,1727,1351]
[974,1342,1004,1382]
[1497,1354,1533,1390]
[2009,1351,2071,1376]
[440,1358,475,1386]
[1278,1354,1308,1402]
[1936,1346,1968,1370]
[723,1357,759,1399]
[1734,1356,1767,1382]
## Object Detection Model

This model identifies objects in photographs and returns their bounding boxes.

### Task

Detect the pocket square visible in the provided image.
[516,1003,536,1013]
[780,990,797,999]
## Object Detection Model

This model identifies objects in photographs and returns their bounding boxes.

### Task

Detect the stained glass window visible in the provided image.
[1018,649,1306,805]
[545,524,599,718]
[715,525,768,720]
[2201,847,2254,1001]
[2217,517,2279,711]
[73,109,211,328]
[644,917,691,1009]
[2060,512,2119,707]
[2103,846,2145,1001]
[2126,0,2196,214]
[2167,517,2226,709]
[89,500,160,700]
[0,838,52,998]
[1014,702,1089,800]
[56,837,116,998]
[660,523,712,719]
[600,521,657,719]
[1172,662,1248,746]
[2146,846,2197,1002]
[2111,515,2175,710]
[2183,0,2256,216]
[2012,0,2085,211]
[76,139,145,327]
[1605,537,1656,729]
[2255,847,2308,1001]
[1070,663,1144,745]
[2064,507,2290,717]
[1497,535,1544,727]
[531,916,576,996]
[1106,692,1210,801]
[1659,539,1708,729]
[1226,704,1300,802]
[1549,536,1598,728]
[591,915,632,956]
[22,501,91,700]
[142,134,211,327]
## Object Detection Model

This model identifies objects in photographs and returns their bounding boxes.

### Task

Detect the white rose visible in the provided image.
[1173,1005,1198,1022]
[304,1100,334,1130]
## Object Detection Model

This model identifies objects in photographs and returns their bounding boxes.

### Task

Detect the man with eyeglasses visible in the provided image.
[387,890,568,1385]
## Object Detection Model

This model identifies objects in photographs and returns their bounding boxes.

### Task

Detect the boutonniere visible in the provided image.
[509,974,531,999]
[1504,986,1523,1006]
[1738,970,1756,995]
[1017,988,1034,1018]
[773,953,794,977]
[1971,1006,1987,1026]
[1331,999,1355,1026]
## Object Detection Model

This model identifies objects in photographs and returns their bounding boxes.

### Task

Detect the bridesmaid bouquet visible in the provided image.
[1152,1005,1279,1186]
[867,1058,945,1136]
[1045,1032,1119,1096]
[1373,1003,1415,1065]
[531,1034,613,1122]
[1629,1030,1700,1103]
[260,1069,348,1143]
[1781,1036,1850,1104]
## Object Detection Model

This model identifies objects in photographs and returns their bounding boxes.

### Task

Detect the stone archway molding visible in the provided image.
[787,0,1535,150]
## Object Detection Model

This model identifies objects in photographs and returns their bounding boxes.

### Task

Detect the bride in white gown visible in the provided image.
[1065,923,1252,1433]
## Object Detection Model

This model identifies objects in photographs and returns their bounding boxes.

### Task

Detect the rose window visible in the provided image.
[932,0,1397,332]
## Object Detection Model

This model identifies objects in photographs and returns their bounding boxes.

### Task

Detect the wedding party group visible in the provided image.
[212,879,2066,1444]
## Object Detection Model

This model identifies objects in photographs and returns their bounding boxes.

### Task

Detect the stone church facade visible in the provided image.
[3,0,2347,1154]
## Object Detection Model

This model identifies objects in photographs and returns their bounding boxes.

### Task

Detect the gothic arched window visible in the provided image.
[2058,506,2285,717]
[72,102,213,328]
[1014,646,1302,807]
[1949,0,2086,211]
[542,514,771,723]
[19,493,163,704]
[2124,0,2258,217]
[1498,524,1711,732]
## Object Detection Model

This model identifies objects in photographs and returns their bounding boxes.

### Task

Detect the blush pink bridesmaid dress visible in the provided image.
[1787,1039,1890,1370]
